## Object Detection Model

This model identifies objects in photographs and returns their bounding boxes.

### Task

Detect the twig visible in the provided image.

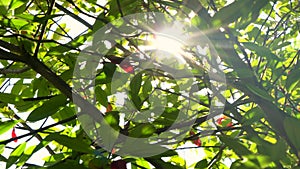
[0,115,77,145]
[0,67,30,74]
[33,0,56,58]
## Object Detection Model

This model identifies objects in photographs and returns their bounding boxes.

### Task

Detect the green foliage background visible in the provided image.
[0,0,299,168]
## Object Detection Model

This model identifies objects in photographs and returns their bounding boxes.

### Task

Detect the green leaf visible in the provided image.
[13,0,27,14]
[134,158,151,169]
[92,13,107,32]
[150,150,178,159]
[9,0,27,10]
[43,153,67,166]
[95,72,107,85]
[0,154,7,163]
[104,111,120,131]
[0,0,10,6]
[95,85,108,107]
[242,42,279,60]
[119,0,143,15]
[212,0,252,27]
[48,32,90,55]
[33,14,64,23]
[245,84,273,101]
[0,144,5,154]
[272,41,291,50]
[0,93,24,104]
[129,73,143,109]
[45,133,93,154]
[231,158,260,169]
[242,107,265,125]
[129,123,156,138]
[130,73,142,95]
[283,117,300,150]
[219,135,252,156]
[154,107,179,126]
[48,159,89,169]
[60,69,74,81]
[6,142,27,169]
[0,5,8,15]
[286,66,300,92]
[16,145,36,167]
[145,158,182,169]
[195,159,208,169]
[52,23,67,40]
[22,39,36,53]
[0,69,36,79]
[107,0,118,17]
[0,120,18,135]
[257,140,287,161]
[36,79,50,97]
[27,94,67,122]
[16,14,64,24]
[51,106,76,126]
[129,91,142,110]
[88,157,109,169]
[11,79,24,95]
[25,139,52,164]
[236,0,269,29]
[103,62,116,80]
[182,0,202,13]
[141,77,153,99]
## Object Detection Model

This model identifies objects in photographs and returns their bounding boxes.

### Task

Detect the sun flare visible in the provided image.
[148,23,188,56]
[151,34,184,55]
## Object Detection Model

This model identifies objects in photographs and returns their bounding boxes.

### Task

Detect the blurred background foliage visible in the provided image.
[0,0,299,168]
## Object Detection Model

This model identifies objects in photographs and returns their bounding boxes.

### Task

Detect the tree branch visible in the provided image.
[0,66,30,74]
[0,115,77,145]
[33,0,56,58]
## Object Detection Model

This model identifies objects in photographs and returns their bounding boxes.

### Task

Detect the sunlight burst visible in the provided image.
[152,33,184,55]
[149,23,187,57]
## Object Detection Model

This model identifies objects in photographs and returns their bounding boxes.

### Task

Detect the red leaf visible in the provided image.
[216,117,225,125]
[11,128,18,143]
[193,138,202,147]
[227,122,233,127]
[111,160,127,169]
[109,56,135,74]
[21,30,27,35]
[189,130,201,146]
[189,130,195,136]
[120,62,134,74]
[106,103,113,112]
[216,116,233,127]
[111,148,117,154]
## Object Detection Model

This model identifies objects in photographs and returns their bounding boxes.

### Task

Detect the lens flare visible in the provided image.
[152,34,183,55]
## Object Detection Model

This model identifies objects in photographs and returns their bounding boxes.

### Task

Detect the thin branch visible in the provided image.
[116,0,124,17]
[0,67,30,74]
[207,145,226,168]
[55,3,93,29]
[0,115,77,145]
[33,0,56,58]
[13,113,55,155]
[176,145,219,150]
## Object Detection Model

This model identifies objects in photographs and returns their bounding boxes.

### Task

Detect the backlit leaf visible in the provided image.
[27,94,67,122]
[0,120,18,135]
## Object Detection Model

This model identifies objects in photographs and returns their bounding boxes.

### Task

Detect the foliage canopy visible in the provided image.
[0,0,299,168]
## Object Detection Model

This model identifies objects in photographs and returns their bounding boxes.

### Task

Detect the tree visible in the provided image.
[0,0,299,168]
